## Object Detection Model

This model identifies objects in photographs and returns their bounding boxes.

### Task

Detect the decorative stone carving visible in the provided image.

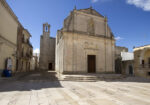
[84,41,98,50]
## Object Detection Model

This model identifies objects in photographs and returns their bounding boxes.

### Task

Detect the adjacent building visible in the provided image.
[31,53,39,70]
[16,24,24,72]
[115,46,134,75]
[16,27,33,72]
[115,46,128,74]
[0,0,33,74]
[0,0,19,73]
[39,23,55,70]
[20,29,33,71]
[121,52,134,75]
[134,45,150,78]
[56,7,115,74]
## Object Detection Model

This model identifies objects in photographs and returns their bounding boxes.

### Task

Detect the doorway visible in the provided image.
[88,55,96,73]
[48,63,52,70]
[129,65,133,75]
[148,58,150,68]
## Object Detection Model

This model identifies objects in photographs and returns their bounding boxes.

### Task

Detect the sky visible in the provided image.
[6,0,150,53]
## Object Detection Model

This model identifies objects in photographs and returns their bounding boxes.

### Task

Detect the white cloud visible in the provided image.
[126,0,150,11]
[115,36,123,41]
[33,48,40,54]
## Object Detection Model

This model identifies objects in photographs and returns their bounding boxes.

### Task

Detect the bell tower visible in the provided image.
[40,23,51,70]
[43,23,50,37]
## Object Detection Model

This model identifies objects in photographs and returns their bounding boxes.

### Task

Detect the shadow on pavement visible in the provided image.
[0,71,63,92]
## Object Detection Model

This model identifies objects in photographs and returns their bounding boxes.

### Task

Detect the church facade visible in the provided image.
[56,7,115,74]
[39,23,55,70]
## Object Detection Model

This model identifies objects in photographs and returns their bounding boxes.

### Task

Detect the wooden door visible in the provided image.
[88,55,96,73]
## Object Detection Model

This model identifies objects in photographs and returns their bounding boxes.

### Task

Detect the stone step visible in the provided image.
[58,74,124,81]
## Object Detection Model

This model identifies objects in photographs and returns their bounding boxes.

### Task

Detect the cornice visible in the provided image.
[134,45,150,51]
[63,30,115,41]
[0,0,19,24]
[74,10,105,21]
[23,29,32,37]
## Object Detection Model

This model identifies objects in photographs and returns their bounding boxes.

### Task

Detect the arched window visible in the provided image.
[45,25,48,32]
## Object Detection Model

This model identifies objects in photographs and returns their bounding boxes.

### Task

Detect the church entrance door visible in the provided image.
[88,55,96,73]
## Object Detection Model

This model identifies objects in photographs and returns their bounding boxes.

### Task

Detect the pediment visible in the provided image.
[78,8,104,17]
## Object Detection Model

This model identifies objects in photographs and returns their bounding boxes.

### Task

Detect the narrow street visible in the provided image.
[0,71,150,105]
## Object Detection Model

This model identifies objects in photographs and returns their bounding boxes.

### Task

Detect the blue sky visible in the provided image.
[6,0,150,52]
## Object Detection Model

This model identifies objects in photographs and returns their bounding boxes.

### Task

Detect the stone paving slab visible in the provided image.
[0,71,150,105]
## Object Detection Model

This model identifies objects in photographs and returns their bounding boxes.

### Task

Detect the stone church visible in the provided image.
[39,23,55,70]
[56,7,115,74]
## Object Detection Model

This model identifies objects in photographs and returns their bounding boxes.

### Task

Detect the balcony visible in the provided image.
[22,39,32,48]
[22,39,29,44]
[22,52,32,59]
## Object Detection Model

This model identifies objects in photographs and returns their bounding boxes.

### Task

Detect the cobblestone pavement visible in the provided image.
[0,71,150,105]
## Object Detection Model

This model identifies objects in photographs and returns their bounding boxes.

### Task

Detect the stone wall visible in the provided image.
[48,38,55,68]
[55,32,64,73]
[0,1,18,45]
[63,10,113,38]
[115,46,128,58]
[115,46,128,74]
[56,32,115,74]
[0,0,18,72]
[134,45,150,78]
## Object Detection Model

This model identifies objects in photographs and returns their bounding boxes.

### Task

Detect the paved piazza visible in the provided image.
[0,71,150,105]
